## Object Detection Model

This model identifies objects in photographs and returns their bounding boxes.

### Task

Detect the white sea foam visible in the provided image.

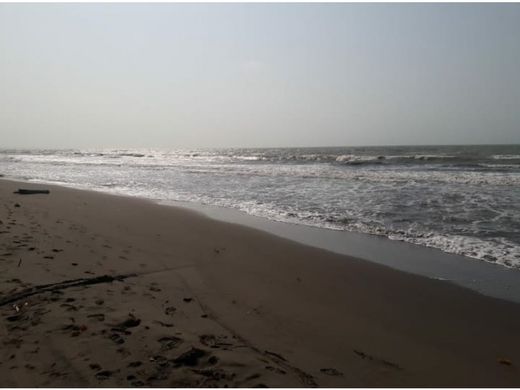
[335,154,383,163]
[492,154,520,160]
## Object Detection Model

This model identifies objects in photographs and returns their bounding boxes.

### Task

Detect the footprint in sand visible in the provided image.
[61,323,87,337]
[87,313,105,322]
[213,247,226,255]
[199,334,228,348]
[158,336,182,351]
[95,370,114,380]
[164,306,176,316]
[109,333,125,345]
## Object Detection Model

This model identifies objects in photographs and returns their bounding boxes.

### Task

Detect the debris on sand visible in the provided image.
[14,189,50,195]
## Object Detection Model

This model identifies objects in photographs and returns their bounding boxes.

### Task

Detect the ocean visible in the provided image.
[1,144,519,269]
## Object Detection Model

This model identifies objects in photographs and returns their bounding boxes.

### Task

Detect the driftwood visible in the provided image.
[14,189,50,195]
[0,274,135,307]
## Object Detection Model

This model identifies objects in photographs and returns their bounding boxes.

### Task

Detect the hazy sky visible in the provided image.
[1,3,519,149]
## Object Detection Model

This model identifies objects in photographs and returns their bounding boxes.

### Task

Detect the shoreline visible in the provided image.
[2,178,520,386]
[3,163,520,272]
[6,175,520,303]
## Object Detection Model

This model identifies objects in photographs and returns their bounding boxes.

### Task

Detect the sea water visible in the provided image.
[1,144,519,269]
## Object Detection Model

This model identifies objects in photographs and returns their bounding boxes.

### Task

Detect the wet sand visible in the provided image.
[1,178,520,387]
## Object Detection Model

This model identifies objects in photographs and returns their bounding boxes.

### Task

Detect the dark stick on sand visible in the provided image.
[0,273,136,307]
[14,189,50,195]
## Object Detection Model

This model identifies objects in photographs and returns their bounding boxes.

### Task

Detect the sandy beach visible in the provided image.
[1,178,520,387]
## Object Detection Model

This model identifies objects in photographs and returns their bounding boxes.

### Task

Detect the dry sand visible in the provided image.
[1,178,520,387]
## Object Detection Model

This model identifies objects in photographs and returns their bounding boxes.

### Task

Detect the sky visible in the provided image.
[0,3,519,149]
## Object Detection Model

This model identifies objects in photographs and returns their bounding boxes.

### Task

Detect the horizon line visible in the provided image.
[1,142,520,151]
